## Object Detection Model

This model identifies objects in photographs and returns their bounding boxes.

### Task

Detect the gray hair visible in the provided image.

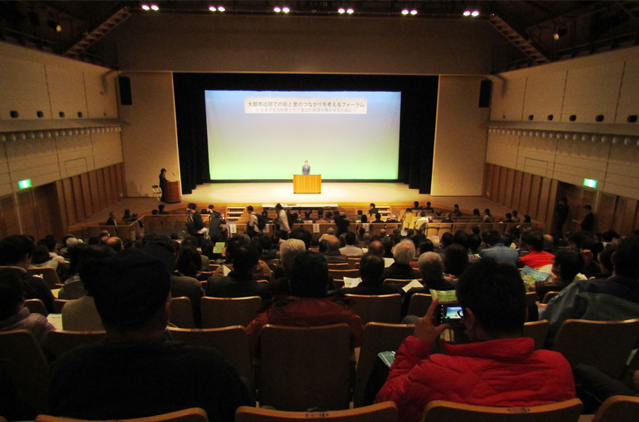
[393,239,416,265]
[280,238,306,273]
[418,252,444,281]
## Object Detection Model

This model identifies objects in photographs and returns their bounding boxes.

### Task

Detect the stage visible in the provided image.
[80,182,514,225]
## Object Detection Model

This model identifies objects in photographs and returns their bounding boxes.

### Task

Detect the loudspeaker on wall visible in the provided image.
[479,79,492,108]
[118,76,132,106]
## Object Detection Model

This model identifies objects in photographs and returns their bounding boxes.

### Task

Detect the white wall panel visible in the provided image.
[0,56,51,120]
[92,132,124,168]
[616,59,639,124]
[522,71,567,122]
[490,76,526,121]
[485,133,519,167]
[46,65,88,119]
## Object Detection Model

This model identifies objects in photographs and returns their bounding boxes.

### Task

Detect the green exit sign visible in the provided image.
[583,178,597,188]
[18,179,32,189]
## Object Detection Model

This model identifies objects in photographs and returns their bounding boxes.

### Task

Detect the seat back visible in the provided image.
[24,299,48,316]
[590,395,639,422]
[260,324,351,411]
[407,293,432,317]
[168,326,253,383]
[542,291,560,303]
[327,263,350,270]
[44,330,107,360]
[522,320,549,350]
[53,299,69,313]
[170,297,196,328]
[553,318,639,378]
[421,399,583,422]
[235,401,398,422]
[329,268,360,280]
[354,323,414,407]
[28,267,60,289]
[0,330,50,414]
[36,407,209,422]
[200,296,261,328]
[345,294,402,325]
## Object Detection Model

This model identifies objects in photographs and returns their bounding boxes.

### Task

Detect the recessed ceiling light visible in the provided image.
[338,7,345,14]
[401,9,409,15]
[471,10,480,17]
[282,6,290,13]
[410,9,418,16]
[209,5,216,12]
[150,4,159,11]
[141,4,150,11]
[274,6,281,12]
[346,8,354,14]
[218,5,225,12]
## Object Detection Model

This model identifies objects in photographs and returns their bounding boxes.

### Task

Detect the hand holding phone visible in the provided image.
[414,298,449,344]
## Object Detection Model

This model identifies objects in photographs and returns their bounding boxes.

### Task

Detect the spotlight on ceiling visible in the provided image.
[150,4,159,11]
[463,10,471,16]
[553,28,567,40]
[217,5,225,12]
[282,6,290,13]
[346,7,354,14]
[401,9,409,15]
[410,9,418,15]
[141,4,150,11]
[208,5,216,11]
[338,7,345,14]
[274,6,281,13]
[471,10,480,17]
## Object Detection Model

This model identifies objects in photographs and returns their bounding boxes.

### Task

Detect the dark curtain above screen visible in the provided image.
[173,73,438,194]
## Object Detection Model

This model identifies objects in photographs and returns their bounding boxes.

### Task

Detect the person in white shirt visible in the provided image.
[275,203,291,237]
[246,205,260,237]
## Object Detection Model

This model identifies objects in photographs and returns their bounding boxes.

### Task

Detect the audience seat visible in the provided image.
[170,297,196,329]
[327,263,350,270]
[53,299,69,314]
[407,293,432,317]
[259,324,351,411]
[44,330,107,361]
[330,268,360,280]
[354,322,414,407]
[36,407,208,422]
[578,395,639,422]
[235,401,398,422]
[553,319,639,379]
[0,330,50,414]
[24,299,48,316]
[200,296,261,328]
[345,294,402,325]
[28,267,61,289]
[542,291,560,304]
[421,398,583,422]
[168,326,253,389]
[522,320,549,350]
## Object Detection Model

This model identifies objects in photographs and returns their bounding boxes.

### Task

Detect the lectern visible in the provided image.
[165,180,182,203]
[293,174,321,194]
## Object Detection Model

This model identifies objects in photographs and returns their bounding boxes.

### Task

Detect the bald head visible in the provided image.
[367,240,384,257]
[327,236,341,252]
[106,237,124,252]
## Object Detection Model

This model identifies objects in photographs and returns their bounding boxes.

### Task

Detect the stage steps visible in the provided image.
[225,206,246,222]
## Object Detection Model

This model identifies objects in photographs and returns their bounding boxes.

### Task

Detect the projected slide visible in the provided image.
[205,90,401,180]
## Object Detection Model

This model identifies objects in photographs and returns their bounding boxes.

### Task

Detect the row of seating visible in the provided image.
[26,395,639,422]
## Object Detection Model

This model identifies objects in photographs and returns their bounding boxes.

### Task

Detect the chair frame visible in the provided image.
[586,395,639,422]
[36,407,208,422]
[200,296,261,328]
[235,401,397,422]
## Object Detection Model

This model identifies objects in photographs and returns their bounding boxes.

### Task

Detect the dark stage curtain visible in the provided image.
[173,73,438,195]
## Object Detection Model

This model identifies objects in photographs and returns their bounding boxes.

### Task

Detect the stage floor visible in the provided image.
[82,182,514,224]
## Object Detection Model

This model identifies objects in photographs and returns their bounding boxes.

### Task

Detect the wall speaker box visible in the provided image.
[118,76,132,106]
[479,79,492,108]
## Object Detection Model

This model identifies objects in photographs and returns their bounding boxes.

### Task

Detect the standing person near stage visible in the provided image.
[302,160,311,175]
[159,168,168,203]
[275,203,291,238]
[246,205,260,237]
[554,197,569,238]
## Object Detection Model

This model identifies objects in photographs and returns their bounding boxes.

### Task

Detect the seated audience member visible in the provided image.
[341,253,401,296]
[574,365,639,413]
[452,204,462,217]
[424,202,434,214]
[0,268,54,345]
[105,211,117,226]
[402,252,454,318]
[470,208,482,221]
[519,231,554,269]
[157,204,168,214]
[176,244,205,279]
[58,244,88,300]
[357,209,367,223]
[367,240,385,258]
[334,212,350,236]
[206,245,271,301]
[122,209,136,223]
[482,208,494,222]
[414,211,429,231]
[316,209,329,223]
[543,234,639,343]
[479,231,519,267]
[511,209,521,222]
[212,236,272,281]
[339,231,364,256]
[246,252,364,352]
[0,235,55,313]
[105,236,124,252]
[443,244,470,280]
[31,244,60,270]
[270,238,306,296]
[324,236,349,264]
[371,213,384,223]
[550,249,586,290]
[383,240,421,281]
[290,227,312,250]
[318,227,335,242]
[376,259,576,422]
[386,214,399,223]
[62,246,117,331]
[49,249,252,419]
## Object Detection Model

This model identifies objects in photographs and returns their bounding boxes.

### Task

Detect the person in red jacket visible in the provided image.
[376,259,575,422]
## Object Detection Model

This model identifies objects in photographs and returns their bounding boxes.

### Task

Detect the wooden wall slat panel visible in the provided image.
[621,198,637,235]
[17,191,37,238]
[55,180,69,232]
[62,178,77,225]
[529,175,542,219]
[547,179,559,234]
[597,193,616,232]
[80,173,93,217]
[498,167,508,203]
[110,166,119,204]
[483,163,493,199]
[0,195,20,237]
[513,170,523,212]
[491,166,501,203]
[97,170,107,210]
[520,173,532,216]
[116,163,126,198]
[505,168,515,208]
[538,177,551,223]
[88,171,100,213]
[72,176,85,221]
[104,167,113,205]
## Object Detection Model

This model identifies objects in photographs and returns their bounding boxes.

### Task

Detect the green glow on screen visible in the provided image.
[18,179,32,189]
[205,90,401,180]
[583,178,597,188]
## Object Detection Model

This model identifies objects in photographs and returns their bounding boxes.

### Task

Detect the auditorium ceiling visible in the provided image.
[1,1,638,71]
